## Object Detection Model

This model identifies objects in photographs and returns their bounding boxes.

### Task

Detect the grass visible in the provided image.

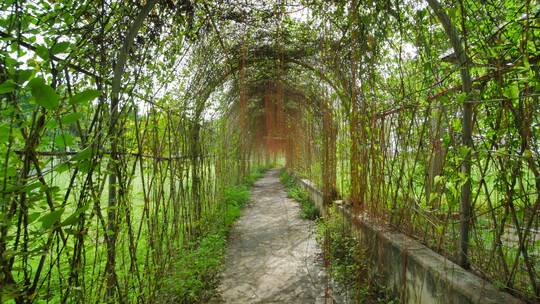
[157,166,269,303]
[279,170,320,220]
[3,162,270,303]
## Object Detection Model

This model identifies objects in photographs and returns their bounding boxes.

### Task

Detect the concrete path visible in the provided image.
[213,169,334,303]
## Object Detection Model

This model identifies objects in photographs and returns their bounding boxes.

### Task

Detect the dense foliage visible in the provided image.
[316,206,398,303]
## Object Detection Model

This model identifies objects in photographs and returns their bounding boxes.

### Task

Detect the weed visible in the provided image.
[280,170,320,220]
[159,234,227,303]
[317,206,398,303]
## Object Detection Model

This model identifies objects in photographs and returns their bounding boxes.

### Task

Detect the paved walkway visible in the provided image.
[213,169,334,303]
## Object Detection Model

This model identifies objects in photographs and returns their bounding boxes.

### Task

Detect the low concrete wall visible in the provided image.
[296,178,522,304]
[297,178,324,210]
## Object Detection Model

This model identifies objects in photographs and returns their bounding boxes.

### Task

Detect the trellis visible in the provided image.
[1,0,539,302]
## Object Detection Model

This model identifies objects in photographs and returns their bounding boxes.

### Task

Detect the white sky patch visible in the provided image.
[379,39,418,79]
[288,3,311,22]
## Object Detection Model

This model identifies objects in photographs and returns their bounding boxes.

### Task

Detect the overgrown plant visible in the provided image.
[1,0,538,301]
[280,170,320,220]
[317,206,398,304]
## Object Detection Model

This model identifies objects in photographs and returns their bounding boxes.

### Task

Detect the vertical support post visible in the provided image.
[239,37,247,177]
[426,0,473,268]
[426,100,446,209]
[460,96,473,269]
[106,1,157,300]
[349,0,361,207]
[322,99,337,205]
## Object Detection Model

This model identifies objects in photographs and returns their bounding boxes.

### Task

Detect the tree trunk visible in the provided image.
[426,0,473,269]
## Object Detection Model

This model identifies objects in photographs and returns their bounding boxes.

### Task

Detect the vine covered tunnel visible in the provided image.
[0,0,539,303]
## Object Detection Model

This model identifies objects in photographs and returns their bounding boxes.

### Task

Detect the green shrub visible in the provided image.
[223,185,249,227]
[159,233,226,303]
[279,169,296,188]
[299,197,319,220]
[280,170,320,220]
[243,166,270,185]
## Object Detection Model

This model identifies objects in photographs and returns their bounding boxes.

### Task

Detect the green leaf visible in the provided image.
[35,45,49,60]
[70,89,100,105]
[73,146,91,160]
[16,69,34,84]
[61,113,82,125]
[442,133,451,146]
[437,95,450,104]
[77,160,92,173]
[22,181,42,193]
[456,92,467,104]
[28,77,59,110]
[0,80,15,94]
[54,133,75,148]
[458,145,470,157]
[45,118,58,129]
[503,83,519,100]
[434,175,444,186]
[61,204,89,227]
[51,41,70,55]
[28,212,41,224]
[54,163,70,174]
[0,123,9,142]
[451,118,461,130]
[39,208,64,229]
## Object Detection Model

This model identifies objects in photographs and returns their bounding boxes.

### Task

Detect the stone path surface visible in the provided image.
[213,169,334,303]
